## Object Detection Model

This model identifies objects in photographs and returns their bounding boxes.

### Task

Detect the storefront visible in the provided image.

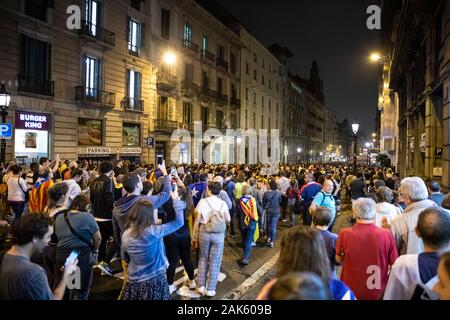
[77,146,112,166]
[122,122,141,163]
[118,147,142,163]
[14,110,52,166]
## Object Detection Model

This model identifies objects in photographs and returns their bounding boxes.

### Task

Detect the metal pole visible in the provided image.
[0,107,7,164]
[353,133,357,173]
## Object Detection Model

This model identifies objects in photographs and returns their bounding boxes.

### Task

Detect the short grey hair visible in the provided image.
[352,198,376,220]
[399,177,428,202]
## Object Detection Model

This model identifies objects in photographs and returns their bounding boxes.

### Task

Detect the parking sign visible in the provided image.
[0,123,12,139]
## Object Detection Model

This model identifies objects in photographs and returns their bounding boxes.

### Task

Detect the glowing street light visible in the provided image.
[369,52,382,63]
[163,51,176,65]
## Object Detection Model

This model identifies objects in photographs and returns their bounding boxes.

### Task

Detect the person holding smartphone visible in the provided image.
[54,195,101,300]
[0,213,78,300]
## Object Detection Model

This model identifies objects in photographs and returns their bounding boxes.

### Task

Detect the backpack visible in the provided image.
[204,199,226,233]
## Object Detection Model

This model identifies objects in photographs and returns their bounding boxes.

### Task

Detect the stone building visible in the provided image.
[381,0,450,188]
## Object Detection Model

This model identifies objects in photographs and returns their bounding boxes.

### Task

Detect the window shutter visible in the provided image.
[94,59,100,92]
[83,56,87,87]
[126,69,130,97]
[166,11,170,39]
[135,72,141,99]
[126,16,131,42]
[140,22,145,48]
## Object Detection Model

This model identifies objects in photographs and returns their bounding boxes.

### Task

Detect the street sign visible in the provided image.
[0,123,13,139]
[435,148,443,157]
[147,136,154,148]
[86,147,111,154]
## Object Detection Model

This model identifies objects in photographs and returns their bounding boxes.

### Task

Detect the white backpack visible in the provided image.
[205,199,226,233]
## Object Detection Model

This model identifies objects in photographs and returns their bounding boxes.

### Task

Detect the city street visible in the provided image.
[89,207,352,300]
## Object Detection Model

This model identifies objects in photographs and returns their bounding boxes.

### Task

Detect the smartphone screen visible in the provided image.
[65,249,79,267]
[157,155,163,165]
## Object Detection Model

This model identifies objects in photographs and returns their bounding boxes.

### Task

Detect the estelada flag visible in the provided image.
[240,195,259,242]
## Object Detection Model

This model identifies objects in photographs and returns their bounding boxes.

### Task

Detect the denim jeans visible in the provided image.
[241,220,257,260]
[265,211,280,243]
[9,201,25,223]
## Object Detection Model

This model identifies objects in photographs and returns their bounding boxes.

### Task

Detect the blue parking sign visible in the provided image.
[147,136,154,148]
[0,124,12,139]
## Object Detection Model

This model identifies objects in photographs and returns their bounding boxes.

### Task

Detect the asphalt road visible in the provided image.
[89,207,352,300]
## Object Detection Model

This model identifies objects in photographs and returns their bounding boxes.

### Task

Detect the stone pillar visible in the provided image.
[406,114,415,176]
[414,109,425,177]
[425,96,436,179]
[442,67,450,190]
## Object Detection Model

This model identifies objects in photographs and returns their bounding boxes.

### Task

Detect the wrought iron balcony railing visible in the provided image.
[18,74,54,96]
[75,86,115,107]
[121,97,144,111]
[78,20,115,47]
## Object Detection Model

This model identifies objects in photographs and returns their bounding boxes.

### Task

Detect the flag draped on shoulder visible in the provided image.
[190,182,207,207]
[240,195,259,242]
[29,178,54,213]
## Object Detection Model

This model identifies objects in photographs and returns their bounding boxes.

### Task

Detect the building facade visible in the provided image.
[0,0,154,165]
[150,0,241,164]
[381,0,450,189]
[233,25,282,164]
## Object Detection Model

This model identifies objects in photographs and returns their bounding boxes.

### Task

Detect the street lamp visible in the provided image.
[296,148,302,163]
[352,119,359,172]
[0,82,11,164]
[152,51,177,71]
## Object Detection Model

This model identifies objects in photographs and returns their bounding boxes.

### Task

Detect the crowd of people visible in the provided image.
[0,157,449,300]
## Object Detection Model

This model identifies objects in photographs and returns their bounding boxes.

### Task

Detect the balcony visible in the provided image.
[75,86,115,108]
[182,39,199,54]
[230,96,241,109]
[78,20,115,47]
[200,86,217,99]
[216,92,228,103]
[18,74,54,96]
[121,97,144,112]
[216,58,229,70]
[181,81,199,96]
[201,50,216,64]
[154,119,179,134]
[157,72,177,92]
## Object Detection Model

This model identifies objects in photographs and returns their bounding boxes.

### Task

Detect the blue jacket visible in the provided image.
[300,182,322,205]
[113,175,171,248]
[121,199,186,282]
[429,192,445,206]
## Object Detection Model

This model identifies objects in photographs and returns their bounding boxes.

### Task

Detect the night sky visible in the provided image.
[217,0,381,133]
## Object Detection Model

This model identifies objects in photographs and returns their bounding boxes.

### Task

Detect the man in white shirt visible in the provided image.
[62,168,83,209]
[384,207,450,300]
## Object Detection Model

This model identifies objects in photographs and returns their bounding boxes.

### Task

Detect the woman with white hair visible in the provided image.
[382,177,437,255]
[374,187,401,228]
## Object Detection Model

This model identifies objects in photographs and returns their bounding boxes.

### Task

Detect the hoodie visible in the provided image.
[112,175,171,248]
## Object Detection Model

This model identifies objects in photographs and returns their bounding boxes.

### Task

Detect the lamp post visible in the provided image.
[0,83,11,165]
[352,119,359,173]
[296,147,302,163]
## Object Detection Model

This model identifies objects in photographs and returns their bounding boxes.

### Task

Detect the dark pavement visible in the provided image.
[89,207,353,300]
